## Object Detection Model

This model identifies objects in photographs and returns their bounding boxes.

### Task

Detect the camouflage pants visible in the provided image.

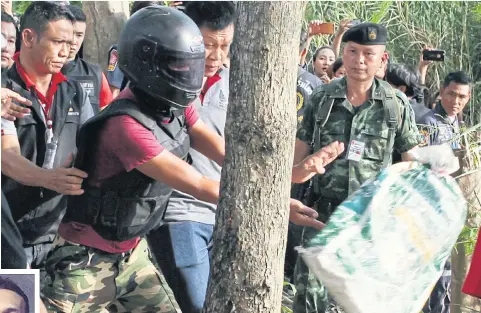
[42,236,180,313]
[293,200,345,313]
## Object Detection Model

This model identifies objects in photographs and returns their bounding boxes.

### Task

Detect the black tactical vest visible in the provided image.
[2,64,88,245]
[63,97,191,241]
[62,57,102,114]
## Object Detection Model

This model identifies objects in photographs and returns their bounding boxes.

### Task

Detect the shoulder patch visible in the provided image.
[296,91,304,112]
[108,49,118,72]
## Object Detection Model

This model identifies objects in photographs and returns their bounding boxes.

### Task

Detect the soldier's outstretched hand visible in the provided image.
[305,141,344,174]
[292,141,344,183]
[289,198,325,230]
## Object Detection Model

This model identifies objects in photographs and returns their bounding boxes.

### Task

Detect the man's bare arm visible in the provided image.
[293,139,311,166]
[136,149,220,204]
[2,136,88,195]
[189,119,225,167]
[292,141,345,183]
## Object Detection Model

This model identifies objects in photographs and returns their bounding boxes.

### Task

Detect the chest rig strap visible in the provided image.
[378,81,401,168]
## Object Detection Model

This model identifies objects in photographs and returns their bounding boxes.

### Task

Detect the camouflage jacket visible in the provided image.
[417,103,461,149]
[297,77,422,202]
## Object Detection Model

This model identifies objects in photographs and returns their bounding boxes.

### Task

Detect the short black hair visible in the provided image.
[384,63,419,97]
[443,71,471,88]
[313,46,334,61]
[130,1,162,16]
[0,277,29,313]
[184,1,236,31]
[332,58,344,74]
[385,63,420,97]
[20,1,74,35]
[66,5,86,23]
[1,12,16,25]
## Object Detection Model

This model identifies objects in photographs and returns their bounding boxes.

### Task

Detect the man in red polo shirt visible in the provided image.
[1,1,93,276]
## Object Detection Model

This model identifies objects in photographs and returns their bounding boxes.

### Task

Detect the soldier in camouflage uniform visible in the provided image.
[292,23,422,313]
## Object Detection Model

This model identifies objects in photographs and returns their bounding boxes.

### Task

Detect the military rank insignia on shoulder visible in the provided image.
[296,91,304,112]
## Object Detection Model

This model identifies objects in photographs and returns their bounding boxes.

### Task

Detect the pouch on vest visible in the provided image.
[65,98,191,241]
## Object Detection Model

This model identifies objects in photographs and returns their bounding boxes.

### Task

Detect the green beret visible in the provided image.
[342,22,388,45]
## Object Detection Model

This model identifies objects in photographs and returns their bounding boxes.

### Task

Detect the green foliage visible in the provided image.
[304,1,481,126]
[457,225,479,256]
[13,1,31,15]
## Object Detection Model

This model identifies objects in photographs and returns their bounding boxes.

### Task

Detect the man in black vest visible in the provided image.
[1,88,52,313]
[1,1,93,275]
[62,5,112,113]
[42,6,224,312]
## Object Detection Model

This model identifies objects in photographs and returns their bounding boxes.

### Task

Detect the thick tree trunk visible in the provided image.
[202,2,305,313]
[82,1,130,69]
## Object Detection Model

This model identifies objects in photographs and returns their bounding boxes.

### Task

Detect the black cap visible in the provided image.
[342,23,388,45]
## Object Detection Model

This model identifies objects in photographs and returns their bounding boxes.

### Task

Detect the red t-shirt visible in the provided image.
[99,73,113,109]
[58,89,200,253]
[462,228,481,298]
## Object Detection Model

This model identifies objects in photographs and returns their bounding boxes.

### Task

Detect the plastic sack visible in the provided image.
[297,150,467,313]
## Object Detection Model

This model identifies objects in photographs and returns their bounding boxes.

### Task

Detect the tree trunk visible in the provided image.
[451,149,481,313]
[82,1,130,70]
[202,2,305,313]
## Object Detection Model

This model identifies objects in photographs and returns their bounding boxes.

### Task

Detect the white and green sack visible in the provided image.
[298,158,467,313]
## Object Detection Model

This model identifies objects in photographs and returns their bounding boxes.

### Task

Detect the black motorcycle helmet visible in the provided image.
[118,6,205,110]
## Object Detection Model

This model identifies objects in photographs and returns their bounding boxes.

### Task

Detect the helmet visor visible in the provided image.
[158,55,205,91]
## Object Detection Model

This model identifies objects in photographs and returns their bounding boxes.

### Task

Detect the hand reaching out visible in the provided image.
[289,198,325,230]
[1,88,32,121]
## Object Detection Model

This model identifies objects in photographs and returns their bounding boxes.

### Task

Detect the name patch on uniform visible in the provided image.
[419,129,430,147]
[347,139,366,162]
[68,107,80,116]
[79,81,95,97]
[108,49,118,72]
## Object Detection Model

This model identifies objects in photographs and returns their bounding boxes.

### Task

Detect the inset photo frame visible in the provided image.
[0,269,39,313]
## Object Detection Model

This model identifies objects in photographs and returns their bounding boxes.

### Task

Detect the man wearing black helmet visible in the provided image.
[42,6,221,313]
[145,2,235,313]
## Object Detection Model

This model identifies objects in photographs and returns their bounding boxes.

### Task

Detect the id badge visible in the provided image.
[346,137,366,162]
[42,141,58,169]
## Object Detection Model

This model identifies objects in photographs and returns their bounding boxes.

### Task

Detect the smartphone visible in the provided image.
[423,49,445,62]
[311,22,335,35]
[350,19,363,26]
